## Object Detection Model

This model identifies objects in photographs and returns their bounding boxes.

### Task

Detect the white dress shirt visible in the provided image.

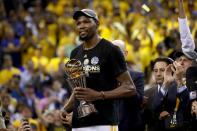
[158,84,187,96]
[178,18,197,61]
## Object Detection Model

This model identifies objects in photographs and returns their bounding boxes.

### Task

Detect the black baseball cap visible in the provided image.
[73,9,99,23]
[151,57,174,70]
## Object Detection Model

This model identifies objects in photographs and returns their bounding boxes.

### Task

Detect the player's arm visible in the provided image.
[59,93,74,125]
[74,71,136,101]
[102,71,136,99]
[62,92,75,113]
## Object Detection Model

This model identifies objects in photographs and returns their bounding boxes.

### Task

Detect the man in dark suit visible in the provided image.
[144,56,190,131]
[112,40,144,131]
[144,57,176,131]
[171,51,197,131]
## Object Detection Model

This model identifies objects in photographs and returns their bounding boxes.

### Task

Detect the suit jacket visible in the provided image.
[144,82,190,131]
[191,115,197,131]
[119,69,144,131]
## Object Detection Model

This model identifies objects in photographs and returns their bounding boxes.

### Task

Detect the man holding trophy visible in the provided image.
[60,9,137,131]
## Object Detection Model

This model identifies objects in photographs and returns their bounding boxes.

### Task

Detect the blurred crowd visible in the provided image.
[0,0,197,130]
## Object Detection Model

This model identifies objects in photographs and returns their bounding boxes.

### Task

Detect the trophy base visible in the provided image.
[78,103,97,118]
[170,124,177,128]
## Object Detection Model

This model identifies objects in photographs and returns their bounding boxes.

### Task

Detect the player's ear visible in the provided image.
[95,21,99,29]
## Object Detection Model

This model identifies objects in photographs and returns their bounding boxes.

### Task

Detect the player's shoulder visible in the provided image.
[72,44,83,52]
[100,38,120,51]
[130,70,144,77]
[70,44,83,58]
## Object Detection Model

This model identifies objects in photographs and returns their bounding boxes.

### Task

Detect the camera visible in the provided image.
[186,66,197,101]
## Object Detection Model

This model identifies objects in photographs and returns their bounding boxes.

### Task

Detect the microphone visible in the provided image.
[186,66,197,101]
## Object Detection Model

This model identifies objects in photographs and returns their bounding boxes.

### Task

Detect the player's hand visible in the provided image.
[74,87,101,102]
[59,110,72,126]
[18,119,31,131]
[159,111,170,120]
[141,96,148,109]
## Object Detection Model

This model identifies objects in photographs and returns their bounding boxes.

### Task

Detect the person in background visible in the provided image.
[144,55,190,131]
[144,57,176,131]
[1,28,22,68]
[178,2,197,130]
[0,54,21,86]
[112,40,144,131]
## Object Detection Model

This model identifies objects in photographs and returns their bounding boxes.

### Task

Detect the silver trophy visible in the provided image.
[65,59,97,118]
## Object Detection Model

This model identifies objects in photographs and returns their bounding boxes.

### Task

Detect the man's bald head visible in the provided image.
[112,40,127,57]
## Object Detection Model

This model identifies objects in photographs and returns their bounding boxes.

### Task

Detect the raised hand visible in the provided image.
[163,64,175,87]
[178,0,186,18]
[173,61,185,86]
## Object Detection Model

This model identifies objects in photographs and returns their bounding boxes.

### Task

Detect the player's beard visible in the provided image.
[79,32,95,41]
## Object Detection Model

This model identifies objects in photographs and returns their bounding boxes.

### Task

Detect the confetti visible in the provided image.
[142,4,150,12]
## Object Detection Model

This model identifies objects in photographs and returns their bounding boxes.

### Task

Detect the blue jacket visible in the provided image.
[119,69,144,131]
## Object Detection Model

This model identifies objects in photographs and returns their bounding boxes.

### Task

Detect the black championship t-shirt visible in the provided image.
[70,38,127,128]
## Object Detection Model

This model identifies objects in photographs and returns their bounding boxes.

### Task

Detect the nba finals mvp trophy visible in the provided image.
[65,59,97,118]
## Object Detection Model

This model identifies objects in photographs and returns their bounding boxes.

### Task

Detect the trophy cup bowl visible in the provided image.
[65,59,97,118]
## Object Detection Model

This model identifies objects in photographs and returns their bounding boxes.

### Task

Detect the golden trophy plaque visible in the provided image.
[65,59,97,118]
